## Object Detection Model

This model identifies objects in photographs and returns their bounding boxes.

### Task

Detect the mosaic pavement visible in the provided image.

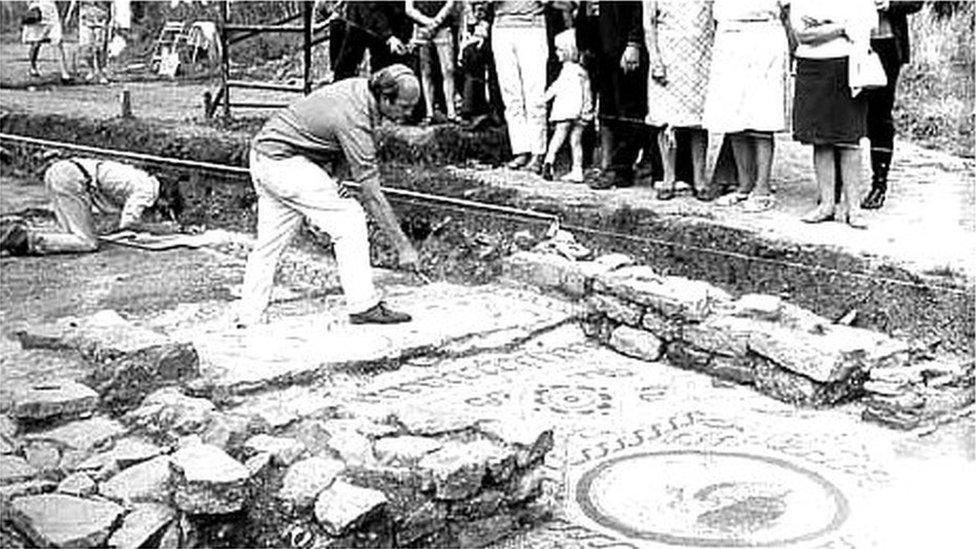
[230,324,974,549]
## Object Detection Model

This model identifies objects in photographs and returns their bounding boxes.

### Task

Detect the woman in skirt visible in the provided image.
[642,0,714,201]
[22,0,71,82]
[790,0,876,227]
[703,0,792,212]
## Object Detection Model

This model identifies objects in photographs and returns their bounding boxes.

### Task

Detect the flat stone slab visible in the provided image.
[1,455,38,485]
[24,416,125,452]
[9,494,125,547]
[11,380,98,421]
[170,444,250,514]
[279,456,345,508]
[107,503,177,549]
[314,480,388,536]
[100,455,174,504]
[15,309,171,360]
[177,283,571,394]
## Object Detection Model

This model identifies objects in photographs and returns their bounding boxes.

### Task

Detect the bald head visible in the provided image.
[370,64,420,122]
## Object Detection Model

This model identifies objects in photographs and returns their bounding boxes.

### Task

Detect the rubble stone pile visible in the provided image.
[502,246,974,423]
[1,311,555,548]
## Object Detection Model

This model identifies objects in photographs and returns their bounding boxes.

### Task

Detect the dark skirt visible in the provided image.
[792,57,867,145]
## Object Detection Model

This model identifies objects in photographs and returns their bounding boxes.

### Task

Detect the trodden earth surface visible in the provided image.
[2,37,976,549]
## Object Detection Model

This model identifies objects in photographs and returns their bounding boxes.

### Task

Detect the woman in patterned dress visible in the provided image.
[703,0,792,212]
[642,0,714,200]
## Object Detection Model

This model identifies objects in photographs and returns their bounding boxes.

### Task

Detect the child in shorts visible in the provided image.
[542,30,593,183]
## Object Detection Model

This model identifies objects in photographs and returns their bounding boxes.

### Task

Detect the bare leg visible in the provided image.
[29,42,42,75]
[656,127,677,198]
[599,123,612,171]
[689,128,708,194]
[435,39,457,119]
[544,121,571,165]
[569,123,584,173]
[753,132,774,196]
[54,43,71,79]
[418,45,436,120]
[729,132,756,195]
[803,145,837,223]
[836,145,867,228]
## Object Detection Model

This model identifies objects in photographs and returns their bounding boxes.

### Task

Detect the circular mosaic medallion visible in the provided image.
[576,450,848,547]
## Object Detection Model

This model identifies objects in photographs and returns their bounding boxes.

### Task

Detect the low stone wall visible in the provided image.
[1,311,553,548]
[502,250,974,423]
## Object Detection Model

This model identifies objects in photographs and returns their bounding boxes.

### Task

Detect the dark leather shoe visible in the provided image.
[860,187,886,210]
[541,162,554,181]
[349,301,412,325]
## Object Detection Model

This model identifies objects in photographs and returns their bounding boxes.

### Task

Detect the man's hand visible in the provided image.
[875,0,891,11]
[619,44,640,73]
[387,36,407,55]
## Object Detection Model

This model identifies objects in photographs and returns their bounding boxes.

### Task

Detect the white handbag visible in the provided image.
[849,47,887,97]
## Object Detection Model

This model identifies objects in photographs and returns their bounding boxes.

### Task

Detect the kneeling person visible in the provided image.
[1,157,180,255]
[238,64,422,327]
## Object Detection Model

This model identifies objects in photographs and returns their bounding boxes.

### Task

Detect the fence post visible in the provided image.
[303,0,313,95]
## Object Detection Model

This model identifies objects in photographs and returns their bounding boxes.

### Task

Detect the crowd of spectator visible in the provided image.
[21,1,921,227]
[325,0,922,227]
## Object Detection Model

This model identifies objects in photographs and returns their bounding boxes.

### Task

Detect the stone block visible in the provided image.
[1,455,38,485]
[86,342,200,414]
[23,441,60,473]
[374,436,443,465]
[476,420,553,468]
[100,455,173,504]
[594,267,732,322]
[396,500,448,547]
[683,315,755,357]
[665,341,713,372]
[244,435,306,466]
[279,456,345,508]
[0,415,17,438]
[749,322,910,383]
[57,472,96,497]
[11,380,98,421]
[608,326,664,362]
[16,310,170,361]
[202,412,267,451]
[9,494,124,548]
[125,388,216,437]
[314,480,388,536]
[419,440,510,500]
[730,294,784,321]
[395,406,475,436]
[244,452,272,477]
[752,359,854,408]
[501,251,582,295]
[450,489,505,520]
[0,479,56,500]
[325,429,376,466]
[586,294,643,326]
[452,513,516,549]
[323,417,400,439]
[106,438,165,469]
[170,443,251,514]
[24,416,125,453]
[107,503,177,549]
[707,355,757,385]
[640,310,683,342]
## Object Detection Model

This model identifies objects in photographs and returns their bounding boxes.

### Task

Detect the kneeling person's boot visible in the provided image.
[0,219,31,256]
[350,301,412,325]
